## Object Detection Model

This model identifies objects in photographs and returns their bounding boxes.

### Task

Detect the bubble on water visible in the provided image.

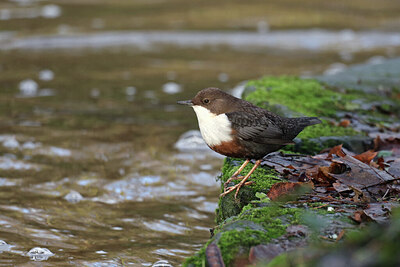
[218,72,229,83]
[95,250,107,254]
[2,136,19,149]
[49,146,71,157]
[152,260,173,267]
[39,69,54,81]
[323,63,347,76]
[162,82,182,94]
[64,190,84,203]
[19,79,38,97]
[27,247,54,261]
[90,88,100,99]
[111,226,123,231]
[41,5,61,19]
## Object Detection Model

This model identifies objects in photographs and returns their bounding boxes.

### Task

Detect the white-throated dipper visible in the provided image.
[178,87,321,198]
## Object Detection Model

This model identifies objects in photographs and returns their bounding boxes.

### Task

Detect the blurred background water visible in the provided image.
[0,0,400,265]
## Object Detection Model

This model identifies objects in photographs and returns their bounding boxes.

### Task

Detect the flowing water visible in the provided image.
[1,0,400,266]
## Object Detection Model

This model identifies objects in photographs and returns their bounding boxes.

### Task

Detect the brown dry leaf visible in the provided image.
[316,166,335,183]
[329,155,396,189]
[353,150,378,165]
[267,182,313,201]
[328,144,346,158]
[339,119,351,127]
[377,157,386,169]
[350,210,369,223]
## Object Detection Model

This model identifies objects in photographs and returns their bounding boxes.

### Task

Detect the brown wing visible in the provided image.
[225,111,293,145]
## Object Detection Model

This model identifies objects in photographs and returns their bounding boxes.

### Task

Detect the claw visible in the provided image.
[220,160,261,199]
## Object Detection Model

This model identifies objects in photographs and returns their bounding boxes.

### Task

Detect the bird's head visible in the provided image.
[177,87,237,115]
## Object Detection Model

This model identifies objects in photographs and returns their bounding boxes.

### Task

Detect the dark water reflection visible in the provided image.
[1,8,400,264]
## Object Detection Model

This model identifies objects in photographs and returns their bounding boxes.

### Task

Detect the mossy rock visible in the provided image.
[185,60,400,266]
[184,203,355,266]
[216,158,282,223]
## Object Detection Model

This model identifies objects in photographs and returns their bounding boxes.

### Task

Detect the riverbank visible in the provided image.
[185,58,400,266]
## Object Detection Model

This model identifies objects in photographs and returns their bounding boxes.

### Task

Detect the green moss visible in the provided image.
[217,158,282,223]
[237,205,302,230]
[244,76,361,140]
[218,229,271,264]
[245,76,353,117]
[215,205,302,265]
[221,158,281,190]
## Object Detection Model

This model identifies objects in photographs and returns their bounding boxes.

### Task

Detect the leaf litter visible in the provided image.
[262,136,400,224]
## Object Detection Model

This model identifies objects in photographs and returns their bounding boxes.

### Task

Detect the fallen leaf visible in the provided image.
[339,119,351,127]
[267,182,313,201]
[327,144,346,158]
[329,155,396,189]
[350,210,369,223]
[353,150,378,165]
[377,157,386,169]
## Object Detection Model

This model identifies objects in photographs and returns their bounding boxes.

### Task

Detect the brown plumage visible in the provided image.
[178,87,321,198]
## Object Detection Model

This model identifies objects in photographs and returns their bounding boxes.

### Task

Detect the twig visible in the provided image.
[313,203,330,209]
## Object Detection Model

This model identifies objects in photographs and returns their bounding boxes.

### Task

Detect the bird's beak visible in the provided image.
[177,100,193,106]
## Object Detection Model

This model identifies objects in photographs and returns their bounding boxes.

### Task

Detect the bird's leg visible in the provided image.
[220,159,261,199]
[224,159,250,188]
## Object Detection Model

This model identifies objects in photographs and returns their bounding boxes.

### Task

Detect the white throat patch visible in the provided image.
[192,105,233,146]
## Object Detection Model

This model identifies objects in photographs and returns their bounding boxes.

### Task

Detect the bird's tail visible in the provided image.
[285,117,322,139]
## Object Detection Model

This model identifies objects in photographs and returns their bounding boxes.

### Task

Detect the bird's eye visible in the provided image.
[203,99,210,104]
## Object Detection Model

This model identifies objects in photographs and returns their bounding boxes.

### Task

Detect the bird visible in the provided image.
[178,87,321,198]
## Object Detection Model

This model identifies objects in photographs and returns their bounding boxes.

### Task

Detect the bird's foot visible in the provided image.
[223,175,245,188]
[220,180,254,199]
